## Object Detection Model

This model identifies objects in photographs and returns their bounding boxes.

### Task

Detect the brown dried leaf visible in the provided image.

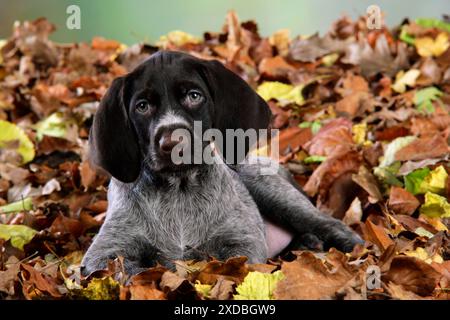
[388,187,420,216]
[274,251,356,299]
[383,256,441,297]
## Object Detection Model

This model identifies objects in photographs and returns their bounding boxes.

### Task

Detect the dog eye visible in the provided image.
[185,90,203,106]
[135,99,150,113]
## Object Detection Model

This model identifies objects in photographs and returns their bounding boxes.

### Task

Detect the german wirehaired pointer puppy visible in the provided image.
[81,51,363,276]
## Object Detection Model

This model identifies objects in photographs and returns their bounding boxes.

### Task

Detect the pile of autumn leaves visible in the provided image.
[0,12,450,300]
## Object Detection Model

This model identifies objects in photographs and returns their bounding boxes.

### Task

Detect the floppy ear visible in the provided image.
[201,60,272,162]
[89,77,141,183]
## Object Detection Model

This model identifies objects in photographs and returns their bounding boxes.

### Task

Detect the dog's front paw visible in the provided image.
[319,221,364,253]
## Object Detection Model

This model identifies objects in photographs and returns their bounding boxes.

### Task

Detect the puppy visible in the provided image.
[81,51,362,276]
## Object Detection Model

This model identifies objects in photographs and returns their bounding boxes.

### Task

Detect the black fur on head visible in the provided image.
[89,51,272,183]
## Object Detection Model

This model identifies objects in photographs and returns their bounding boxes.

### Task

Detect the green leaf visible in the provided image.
[0,120,35,164]
[311,121,322,134]
[299,121,312,128]
[399,26,416,45]
[34,112,68,141]
[0,224,37,250]
[234,271,284,300]
[299,121,321,134]
[414,87,443,114]
[304,155,326,164]
[420,192,450,218]
[257,81,304,106]
[400,19,450,46]
[416,18,450,33]
[404,167,431,195]
[374,161,403,187]
[0,197,33,214]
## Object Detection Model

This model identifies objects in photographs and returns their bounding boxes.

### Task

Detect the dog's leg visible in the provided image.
[235,158,364,253]
[81,217,159,276]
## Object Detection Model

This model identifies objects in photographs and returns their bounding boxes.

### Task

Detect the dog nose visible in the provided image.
[158,131,179,155]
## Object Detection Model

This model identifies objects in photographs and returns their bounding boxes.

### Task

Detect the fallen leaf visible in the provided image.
[391,69,420,93]
[387,282,425,300]
[256,81,304,106]
[0,197,33,214]
[414,86,444,113]
[304,118,354,157]
[21,263,62,298]
[404,167,431,195]
[420,165,448,195]
[0,120,35,164]
[156,30,200,48]
[234,271,284,300]
[388,186,420,215]
[129,282,166,300]
[195,257,249,285]
[208,276,235,300]
[0,256,20,295]
[258,56,295,79]
[160,271,196,300]
[352,165,383,203]
[383,256,440,296]
[342,197,363,226]
[365,219,394,251]
[419,192,450,218]
[0,224,37,250]
[415,32,450,58]
[379,136,416,167]
[395,135,449,162]
[77,276,119,300]
[274,251,356,300]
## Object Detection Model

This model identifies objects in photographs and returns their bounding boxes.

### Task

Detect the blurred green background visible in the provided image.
[0,0,448,44]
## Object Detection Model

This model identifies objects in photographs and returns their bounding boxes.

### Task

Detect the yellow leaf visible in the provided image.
[0,39,6,64]
[415,32,450,57]
[420,165,448,195]
[419,192,450,218]
[322,53,340,67]
[0,120,35,164]
[80,277,120,300]
[391,69,421,93]
[156,30,200,48]
[0,224,37,250]
[256,81,304,106]
[419,214,448,232]
[269,29,290,57]
[194,280,212,298]
[352,123,367,145]
[234,271,284,300]
[404,247,443,264]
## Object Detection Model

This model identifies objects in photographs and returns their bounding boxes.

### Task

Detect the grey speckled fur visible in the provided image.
[81,160,268,275]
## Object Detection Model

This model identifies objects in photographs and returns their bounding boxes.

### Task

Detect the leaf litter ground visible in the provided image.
[0,12,449,300]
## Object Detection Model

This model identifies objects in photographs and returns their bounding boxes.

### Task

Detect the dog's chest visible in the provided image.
[137,171,234,258]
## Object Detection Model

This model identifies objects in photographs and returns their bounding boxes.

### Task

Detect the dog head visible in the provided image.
[90,51,271,183]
